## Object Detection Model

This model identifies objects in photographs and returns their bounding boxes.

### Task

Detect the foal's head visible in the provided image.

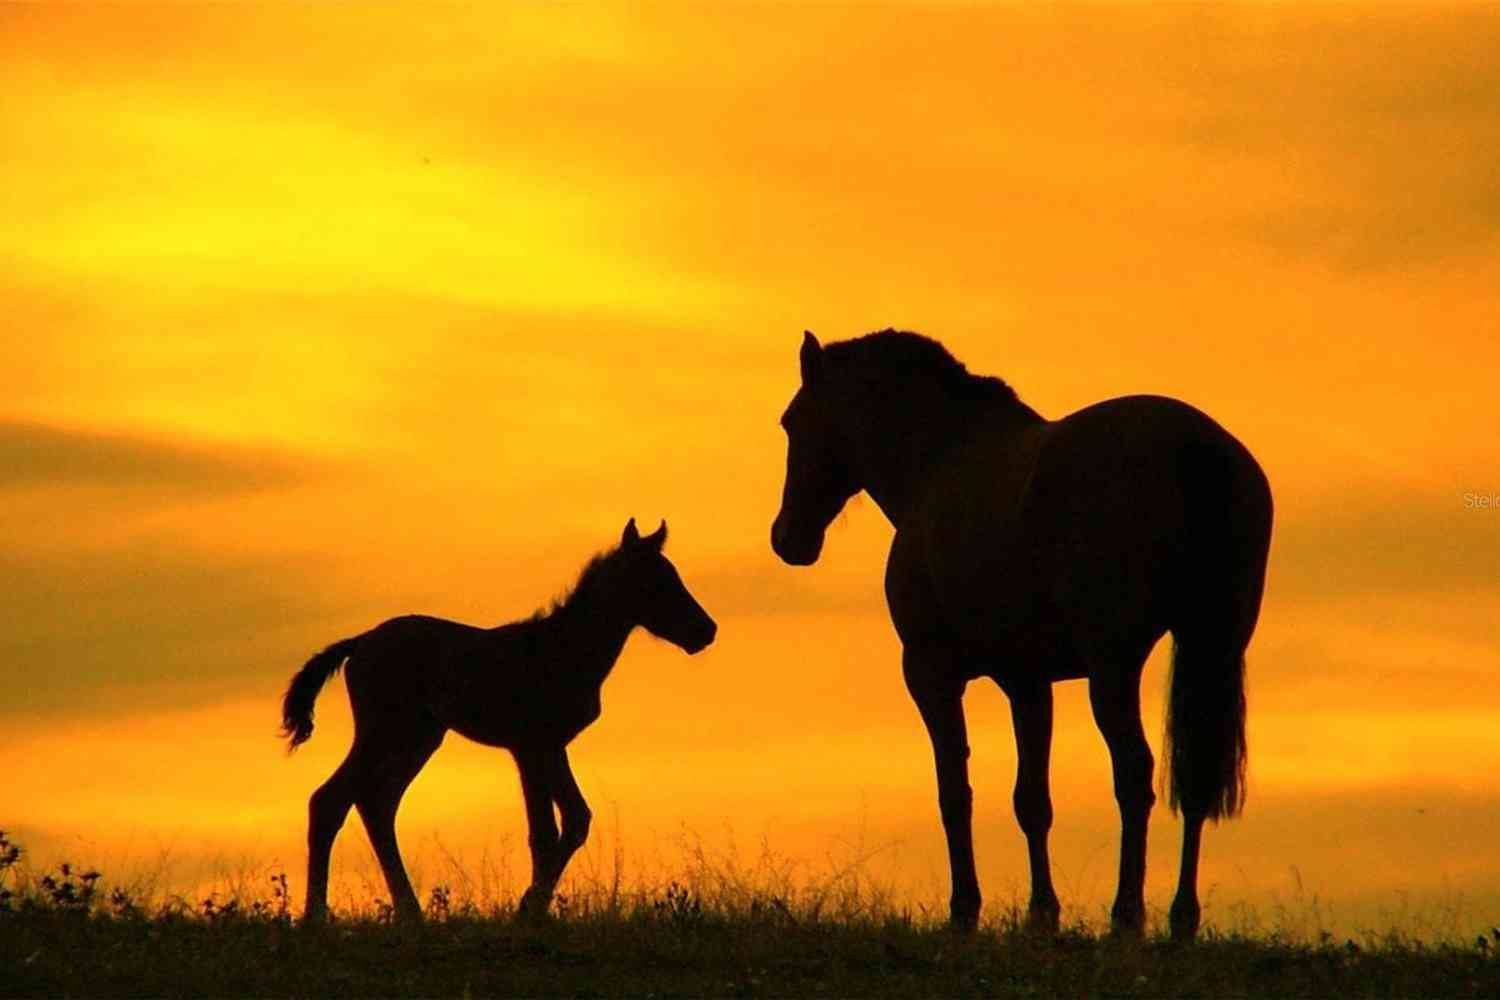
[604,518,717,654]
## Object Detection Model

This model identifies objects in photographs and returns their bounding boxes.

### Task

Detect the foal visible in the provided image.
[281,519,717,922]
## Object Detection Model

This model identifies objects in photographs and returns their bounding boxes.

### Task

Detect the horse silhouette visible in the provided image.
[771,330,1272,941]
[281,518,717,922]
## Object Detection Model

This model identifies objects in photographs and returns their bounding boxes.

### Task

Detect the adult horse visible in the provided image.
[771,330,1271,940]
[282,519,717,923]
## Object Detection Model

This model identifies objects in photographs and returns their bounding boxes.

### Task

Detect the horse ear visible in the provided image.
[622,517,640,546]
[644,519,668,551]
[800,330,823,384]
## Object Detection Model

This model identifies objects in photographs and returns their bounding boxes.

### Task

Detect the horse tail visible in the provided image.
[1163,639,1248,821]
[280,635,363,753]
[1164,432,1272,822]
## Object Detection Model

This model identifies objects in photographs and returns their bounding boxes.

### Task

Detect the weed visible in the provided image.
[108,886,142,920]
[38,863,101,913]
[652,881,703,928]
[427,883,452,922]
[0,830,20,914]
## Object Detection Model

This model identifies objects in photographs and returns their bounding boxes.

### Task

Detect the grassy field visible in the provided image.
[3,832,1498,998]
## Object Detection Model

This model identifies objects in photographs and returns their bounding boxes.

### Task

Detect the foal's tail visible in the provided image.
[280,635,362,753]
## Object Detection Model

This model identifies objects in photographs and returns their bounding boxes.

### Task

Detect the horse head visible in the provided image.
[771,331,861,565]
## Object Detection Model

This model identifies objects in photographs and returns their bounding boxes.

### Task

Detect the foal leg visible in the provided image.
[550,749,593,880]
[1008,681,1061,932]
[1089,664,1155,938]
[904,646,981,931]
[354,726,444,923]
[304,751,359,922]
[515,748,562,919]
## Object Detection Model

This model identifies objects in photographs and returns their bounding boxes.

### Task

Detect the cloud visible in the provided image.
[0,541,366,724]
[0,424,363,725]
[1271,487,1500,602]
[1163,8,1500,271]
[0,421,320,496]
[0,425,354,722]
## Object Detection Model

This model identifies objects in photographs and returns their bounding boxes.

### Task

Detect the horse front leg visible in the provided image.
[904,646,980,932]
[514,748,561,919]
[1008,681,1061,933]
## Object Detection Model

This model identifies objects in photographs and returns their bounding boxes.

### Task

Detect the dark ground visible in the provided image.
[2,833,1496,998]
[4,905,1498,998]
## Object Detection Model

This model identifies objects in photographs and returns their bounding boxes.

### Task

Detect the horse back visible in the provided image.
[891,395,1269,673]
[343,615,582,746]
[342,614,491,708]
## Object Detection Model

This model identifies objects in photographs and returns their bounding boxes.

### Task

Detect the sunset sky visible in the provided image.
[4,3,1498,934]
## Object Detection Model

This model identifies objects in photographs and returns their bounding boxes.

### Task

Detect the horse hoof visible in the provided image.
[1026,905,1060,935]
[1169,915,1200,943]
[1169,898,1201,943]
[949,918,978,934]
[1108,914,1147,942]
[517,890,554,923]
[949,910,980,934]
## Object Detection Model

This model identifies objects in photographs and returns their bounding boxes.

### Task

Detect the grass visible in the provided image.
[3,830,1498,998]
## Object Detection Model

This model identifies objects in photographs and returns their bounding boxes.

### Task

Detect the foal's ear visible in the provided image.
[644,519,668,551]
[622,517,641,546]
[800,330,823,385]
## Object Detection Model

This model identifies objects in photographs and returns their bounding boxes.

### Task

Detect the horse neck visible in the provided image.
[853,387,1042,526]
[543,581,636,687]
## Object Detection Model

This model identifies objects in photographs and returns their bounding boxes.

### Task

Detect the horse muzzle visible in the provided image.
[771,517,823,566]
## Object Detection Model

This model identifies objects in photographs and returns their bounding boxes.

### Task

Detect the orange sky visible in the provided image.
[4,3,1499,935]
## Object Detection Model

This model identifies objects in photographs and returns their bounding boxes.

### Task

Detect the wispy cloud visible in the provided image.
[1272,487,1500,601]
[0,421,319,495]
[0,541,359,723]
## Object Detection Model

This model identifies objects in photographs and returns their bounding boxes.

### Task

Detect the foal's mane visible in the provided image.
[825,329,1019,404]
[529,541,629,623]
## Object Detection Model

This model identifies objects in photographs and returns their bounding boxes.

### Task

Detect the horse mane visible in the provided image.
[529,543,627,623]
[823,329,1020,404]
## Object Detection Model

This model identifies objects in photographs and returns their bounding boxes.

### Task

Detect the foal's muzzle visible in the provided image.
[683,616,717,655]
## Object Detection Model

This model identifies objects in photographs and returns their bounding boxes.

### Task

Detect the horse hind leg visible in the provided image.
[1087,658,1155,939]
[1165,552,1260,941]
[1165,633,1250,942]
[1167,434,1269,941]
[353,725,445,922]
[304,753,358,922]
[1170,806,1207,942]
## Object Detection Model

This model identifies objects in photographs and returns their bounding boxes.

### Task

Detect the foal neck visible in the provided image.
[541,579,637,685]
